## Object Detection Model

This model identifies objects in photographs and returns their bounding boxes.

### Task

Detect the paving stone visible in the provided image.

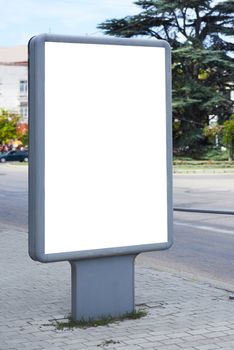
[1,224,234,350]
[195,344,221,350]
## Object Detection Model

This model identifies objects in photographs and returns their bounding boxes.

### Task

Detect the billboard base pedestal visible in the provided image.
[70,255,136,321]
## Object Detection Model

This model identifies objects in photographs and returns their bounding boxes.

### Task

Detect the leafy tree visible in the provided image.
[203,124,223,145]
[223,115,234,161]
[0,109,21,144]
[98,0,234,151]
[16,123,28,146]
[18,128,28,147]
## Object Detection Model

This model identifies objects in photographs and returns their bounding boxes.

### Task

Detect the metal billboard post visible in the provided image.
[70,255,136,321]
[28,34,172,321]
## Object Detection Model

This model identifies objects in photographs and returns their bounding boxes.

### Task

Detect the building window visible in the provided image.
[20,102,28,119]
[19,80,28,95]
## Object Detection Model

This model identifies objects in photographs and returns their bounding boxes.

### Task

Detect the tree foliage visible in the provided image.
[0,109,21,144]
[16,123,28,146]
[98,0,234,151]
[203,122,223,137]
[223,115,234,161]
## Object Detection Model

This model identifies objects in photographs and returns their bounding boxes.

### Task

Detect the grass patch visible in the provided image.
[200,148,229,161]
[50,310,147,330]
[173,147,230,163]
[173,159,234,169]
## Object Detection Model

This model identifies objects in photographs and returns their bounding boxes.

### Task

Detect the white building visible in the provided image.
[0,46,28,121]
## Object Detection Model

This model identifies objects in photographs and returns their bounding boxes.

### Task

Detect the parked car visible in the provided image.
[0,150,28,163]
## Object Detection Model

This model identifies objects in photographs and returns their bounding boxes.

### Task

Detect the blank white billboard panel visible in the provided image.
[28,35,172,262]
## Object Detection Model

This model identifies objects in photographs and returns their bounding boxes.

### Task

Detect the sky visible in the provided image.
[0,0,140,47]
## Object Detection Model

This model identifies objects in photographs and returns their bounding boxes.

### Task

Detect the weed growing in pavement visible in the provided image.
[49,310,147,330]
[97,339,121,347]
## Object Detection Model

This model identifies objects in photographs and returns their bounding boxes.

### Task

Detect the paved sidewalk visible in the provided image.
[1,224,234,350]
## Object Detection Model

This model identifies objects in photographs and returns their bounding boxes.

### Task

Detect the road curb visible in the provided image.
[174,168,234,174]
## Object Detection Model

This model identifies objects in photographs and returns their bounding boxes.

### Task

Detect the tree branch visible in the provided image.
[194,6,201,39]
[163,21,170,41]
[173,10,188,39]
[148,29,163,39]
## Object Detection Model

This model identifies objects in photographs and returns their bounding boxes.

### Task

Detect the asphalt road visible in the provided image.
[0,164,233,289]
[139,173,234,290]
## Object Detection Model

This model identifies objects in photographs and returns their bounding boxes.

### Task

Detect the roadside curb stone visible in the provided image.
[173,168,234,174]
[1,224,234,349]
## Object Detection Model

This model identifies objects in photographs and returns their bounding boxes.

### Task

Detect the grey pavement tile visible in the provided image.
[221,340,234,347]
[136,342,162,349]
[194,344,221,350]
[223,329,234,335]
[161,339,186,347]
[114,346,143,350]
[181,335,207,342]
[152,345,181,350]
[59,345,88,350]
[147,335,169,342]
[1,225,234,350]
[204,332,228,339]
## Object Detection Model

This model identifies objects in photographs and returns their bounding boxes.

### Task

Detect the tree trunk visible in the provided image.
[228,141,234,162]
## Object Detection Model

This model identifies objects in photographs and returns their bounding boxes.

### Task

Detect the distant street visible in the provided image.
[0,164,234,289]
[139,173,234,290]
[0,164,28,229]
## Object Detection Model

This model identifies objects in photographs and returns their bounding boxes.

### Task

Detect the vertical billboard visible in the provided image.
[28,34,172,262]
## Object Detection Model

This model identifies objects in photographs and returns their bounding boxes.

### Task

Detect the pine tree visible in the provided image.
[98,0,234,151]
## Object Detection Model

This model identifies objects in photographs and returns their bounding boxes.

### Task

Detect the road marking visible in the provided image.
[174,221,234,235]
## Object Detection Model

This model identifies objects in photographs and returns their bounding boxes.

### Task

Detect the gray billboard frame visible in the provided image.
[28,33,173,264]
